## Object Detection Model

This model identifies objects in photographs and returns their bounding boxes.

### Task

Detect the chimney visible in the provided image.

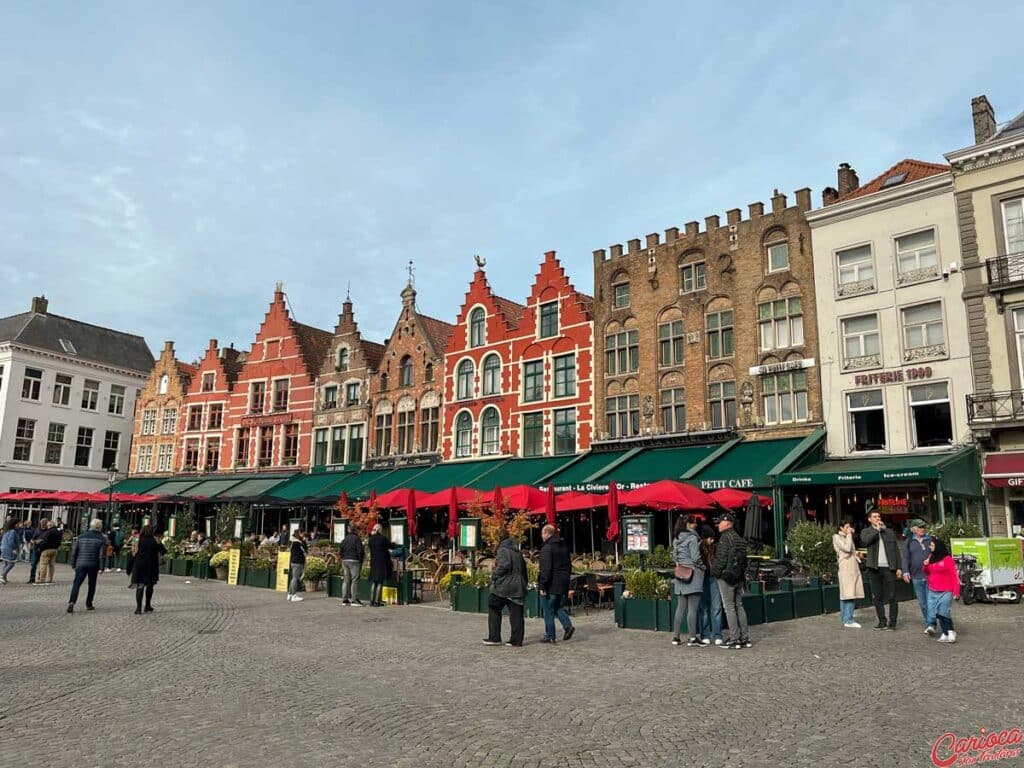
[685,221,700,236]
[822,187,840,206]
[704,215,720,231]
[748,202,764,219]
[664,227,679,243]
[645,233,660,249]
[837,163,859,197]
[771,189,788,213]
[972,95,996,144]
[794,188,812,212]
[31,295,48,314]
[163,341,174,353]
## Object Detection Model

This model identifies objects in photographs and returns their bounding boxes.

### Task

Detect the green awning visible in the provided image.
[777,447,982,493]
[146,478,204,497]
[544,451,629,491]
[465,456,578,490]
[179,478,248,498]
[597,444,720,489]
[330,469,399,498]
[105,477,168,494]
[255,471,354,502]
[363,466,436,494]
[406,459,509,493]
[212,474,296,500]
[684,437,805,492]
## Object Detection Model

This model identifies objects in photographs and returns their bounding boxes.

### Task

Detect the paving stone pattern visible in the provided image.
[1,566,1021,768]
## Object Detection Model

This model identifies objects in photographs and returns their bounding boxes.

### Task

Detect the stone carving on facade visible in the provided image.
[739,380,755,424]
[904,344,947,362]
[896,266,940,286]
[842,353,881,371]
[837,279,875,297]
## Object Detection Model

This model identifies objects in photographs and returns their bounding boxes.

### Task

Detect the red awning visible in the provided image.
[982,453,1024,487]
[618,480,715,511]
[708,488,773,510]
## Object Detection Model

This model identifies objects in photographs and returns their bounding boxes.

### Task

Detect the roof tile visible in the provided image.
[838,158,949,202]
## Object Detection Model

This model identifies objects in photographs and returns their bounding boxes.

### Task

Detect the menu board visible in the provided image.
[625,516,652,554]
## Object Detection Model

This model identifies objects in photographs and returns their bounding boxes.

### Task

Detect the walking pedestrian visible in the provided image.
[67,520,106,613]
[860,509,902,630]
[339,526,365,606]
[901,519,934,634]
[671,515,705,647]
[34,519,62,585]
[287,529,308,602]
[1,518,20,584]
[367,524,396,606]
[125,527,140,585]
[710,512,751,649]
[110,525,125,572]
[698,524,723,645]
[923,538,960,643]
[833,520,864,628]
[538,524,575,644]
[483,533,528,647]
[130,525,166,614]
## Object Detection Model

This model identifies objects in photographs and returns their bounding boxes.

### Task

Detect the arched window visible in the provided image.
[456,359,475,400]
[469,307,485,348]
[480,407,500,455]
[379,372,389,392]
[482,354,501,396]
[399,355,413,387]
[158,374,169,395]
[425,362,434,382]
[337,348,350,371]
[455,412,473,458]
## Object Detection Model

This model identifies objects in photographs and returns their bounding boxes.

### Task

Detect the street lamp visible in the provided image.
[106,465,118,531]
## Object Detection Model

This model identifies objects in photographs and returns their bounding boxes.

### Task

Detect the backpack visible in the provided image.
[725,533,748,584]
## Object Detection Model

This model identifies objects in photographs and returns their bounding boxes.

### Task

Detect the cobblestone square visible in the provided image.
[1,566,1021,768]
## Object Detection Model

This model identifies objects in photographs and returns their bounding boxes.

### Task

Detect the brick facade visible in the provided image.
[180,339,243,472]
[592,189,823,444]
[128,341,194,476]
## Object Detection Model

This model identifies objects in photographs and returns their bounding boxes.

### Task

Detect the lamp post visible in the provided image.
[106,465,118,530]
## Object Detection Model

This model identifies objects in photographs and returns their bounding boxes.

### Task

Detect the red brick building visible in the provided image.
[224,286,331,471]
[129,341,195,476]
[441,252,593,459]
[180,339,243,472]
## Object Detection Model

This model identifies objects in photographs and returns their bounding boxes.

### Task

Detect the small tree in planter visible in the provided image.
[303,556,328,592]
[210,550,231,580]
[215,502,246,542]
[785,522,837,583]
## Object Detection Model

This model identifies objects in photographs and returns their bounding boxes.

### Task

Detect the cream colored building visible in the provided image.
[947,95,1024,536]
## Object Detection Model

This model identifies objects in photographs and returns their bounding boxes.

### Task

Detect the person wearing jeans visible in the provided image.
[833,520,864,628]
[287,530,308,602]
[1,519,20,584]
[698,525,723,644]
[671,515,705,647]
[711,512,750,649]
[923,538,960,643]
[67,520,106,612]
[538,524,575,643]
[901,519,933,633]
[339,528,365,606]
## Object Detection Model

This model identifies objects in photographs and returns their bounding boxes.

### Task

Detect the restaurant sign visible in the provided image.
[699,478,755,490]
[853,366,932,387]
[782,467,935,485]
[749,358,816,376]
[365,453,440,471]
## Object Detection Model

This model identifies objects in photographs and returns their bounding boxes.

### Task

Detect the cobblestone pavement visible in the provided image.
[1,566,1022,768]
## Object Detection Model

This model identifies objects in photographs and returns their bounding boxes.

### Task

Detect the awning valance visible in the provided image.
[982,453,1024,487]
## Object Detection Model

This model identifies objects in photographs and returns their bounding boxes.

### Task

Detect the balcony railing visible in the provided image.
[967,390,1024,424]
[985,252,1024,290]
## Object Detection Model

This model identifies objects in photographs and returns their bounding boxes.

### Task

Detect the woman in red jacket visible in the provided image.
[923,539,960,644]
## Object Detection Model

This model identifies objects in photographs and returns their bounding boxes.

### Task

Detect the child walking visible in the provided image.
[923,538,960,643]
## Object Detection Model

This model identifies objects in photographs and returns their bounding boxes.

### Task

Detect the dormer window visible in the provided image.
[201,373,215,392]
[399,355,413,387]
[59,338,77,355]
[158,375,169,395]
[469,308,485,348]
[337,348,350,372]
[539,302,558,338]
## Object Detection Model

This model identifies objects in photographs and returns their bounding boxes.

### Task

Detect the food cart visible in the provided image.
[951,538,1024,603]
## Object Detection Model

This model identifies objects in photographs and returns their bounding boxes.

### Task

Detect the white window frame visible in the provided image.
[45,422,65,465]
[53,373,72,406]
[81,379,99,411]
[758,297,804,352]
[901,301,945,353]
[761,371,809,425]
[482,354,501,396]
[836,244,875,290]
[538,301,559,339]
[767,241,789,273]
[612,281,630,309]
[841,313,881,361]
[480,407,500,455]
[157,444,173,472]
[908,382,953,449]
[22,367,42,401]
[847,389,886,453]
[895,228,939,280]
[1002,197,1024,254]
[456,359,475,400]
[455,412,473,458]
[137,444,153,473]
[469,307,486,348]
[679,262,706,293]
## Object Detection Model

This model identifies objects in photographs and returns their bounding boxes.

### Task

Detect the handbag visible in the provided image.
[674,564,694,583]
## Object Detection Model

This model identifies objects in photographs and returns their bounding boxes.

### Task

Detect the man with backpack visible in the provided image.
[110,525,126,572]
[711,512,751,650]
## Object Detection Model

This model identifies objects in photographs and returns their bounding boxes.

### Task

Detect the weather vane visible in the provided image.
[474,254,486,268]
[407,259,415,287]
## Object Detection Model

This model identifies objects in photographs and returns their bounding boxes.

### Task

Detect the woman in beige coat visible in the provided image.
[833,520,864,628]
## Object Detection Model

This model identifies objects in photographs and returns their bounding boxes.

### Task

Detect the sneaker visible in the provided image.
[353,599,365,607]
[66,604,73,613]
[728,641,743,650]
[482,639,502,646]
[671,636,682,646]
[740,638,753,648]
[843,621,862,629]
[937,633,949,643]
[925,626,936,636]
[714,638,724,646]
[541,637,556,644]
[144,606,153,613]
[945,630,957,643]
[291,595,304,602]
[0,577,7,585]
[286,594,293,601]
[873,622,887,630]
[686,637,702,647]
[116,568,122,573]
[700,638,711,646]
[504,642,522,647]
[134,608,141,615]
[86,605,94,611]
[342,599,351,606]
[562,626,575,641]
[886,624,897,631]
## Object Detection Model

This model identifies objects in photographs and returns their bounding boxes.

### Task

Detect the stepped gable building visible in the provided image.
[0,295,153,494]
[179,339,243,472]
[226,285,331,471]
[441,257,525,459]
[591,188,822,445]
[312,296,384,468]
[129,341,196,476]
[366,273,453,466]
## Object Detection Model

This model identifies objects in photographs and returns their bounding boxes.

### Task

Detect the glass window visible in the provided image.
[184,439,200,469]
[258,426,274,466]
[469,308,485,348]
[157,444,174,472]
[658,320,684,366]
[323,385,338,409]
[837,245,874,287]
[553,408,576,455]
[13,418,35,461]
[345,382,360,404]
[75,426,94,467]
[45,423,65,465]
[481,408,500,455]
[314,428,329,466]
[680,262,706,293]
[399,356,413,387]
[605,395,640,439]
[201,372,215,392]
[161,408,177,435]
[187,405,203,431]
[909,382,953,447]
[397,410,414,454]
[205,437,221,471]
[708,381,736,429]
[375,413,393,456]
[249,381,266,414]
[613,281,630,308]
[108,384,126,415]
[348,424,365,464]
[482,354,501,396]
[207,404,223,431]
[101,431,121,469]
[282,424,299,463]
[604,330,639,375]
[758,297,803,351]
[22,367,42,400]
[660,388,686,433]
[53,373,72,406]
[896,230,938,276]
[158,375,168,395]
[522,412,544,457]
[337,348,350,371]
[1003,198,1024,254]
[553,354,576,398]
[902,302,944,351]
[421,407,439,452]
[539,301,559,338]
[273,379,290,411]
[136,445,153,473]
[768,241,789,272]
[842,314,880,359]
[523,360,544,402]
[706,311,734,359]
[761,371,808,425]
[455,412,473,458]
[81,379,99,410]
[456,360,475,400]
[847,389,885,451]
[142,409,157,435]
[329,426,346,465]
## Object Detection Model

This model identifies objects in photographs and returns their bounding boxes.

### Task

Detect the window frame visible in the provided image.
[605,394,640,439]
[553,408,576,455]
[13,417,36,461]
[658,320,685,367]
[455,412,473,458]
[81,379,100,411]
[840,313,881,364]
[75,426,94,467]
[522,411,544,457]
[469,307,486,348]
[760,371,809,425]
[894,228,939,283]
[612,280,630,309]
[522,360,544,403]
[660,387,686,433]
[399,356,414,388]
[53,373,72,406]
[480,407,500,456]
[679,262,707,293]
[421,407,439,453]
[706,310,734,360]
[707,381,737,430]
[604,330,639,375]
[482,354,501,396]
[456,359,475,400]
[767,240,790,273]
[108,384,126,415]
[846,389,887,452]
[21,367,42,401]
[538,301,559,338]
[900,300,945,356]
[758,297,804,352]
[907,381,954,449]
[553,354,576,398]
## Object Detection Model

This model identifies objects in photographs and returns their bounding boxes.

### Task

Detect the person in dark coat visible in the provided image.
[130,525,166,614]
[860,508,902,630]
[538,524,575,643]
[67,519,106,613]
[484,534,528,647]
[287,530,308,602]
[367,524,397,606]
[339,528,365,606]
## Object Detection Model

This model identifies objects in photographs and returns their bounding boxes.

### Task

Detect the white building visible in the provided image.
[0,296,154,495]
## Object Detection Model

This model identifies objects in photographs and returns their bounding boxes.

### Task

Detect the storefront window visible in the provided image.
[908,382,953,447]
[848,389,885,451]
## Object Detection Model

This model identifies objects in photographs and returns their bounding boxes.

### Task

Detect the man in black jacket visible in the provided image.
[484,535,527,647]
[34,519,62,585]
[860,509,902,629]
[710,513,751,650]
[339,528,365,606]
[538,524,575,644]
[67,520,106,613]
[287,530,308,603]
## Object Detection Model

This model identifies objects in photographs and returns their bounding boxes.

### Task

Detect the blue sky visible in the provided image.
[2,1,1022,363]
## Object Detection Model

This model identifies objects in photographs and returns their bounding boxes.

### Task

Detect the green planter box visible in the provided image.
[246,568,273,588]
[476,586,491,613]
[171,558,191,577]
[192,561,210,580]
[159,558,171,575]
[613,582,624,626]
[620,597,658,630]
[524,588,540,619]
[57,548,69,564]
[821,584,840,614]
[656,597,674,633]
[746,580,763,596]
[792,586,823,618]
[764,591,794,622]
[742,592,765,625]
[328,575,343,597]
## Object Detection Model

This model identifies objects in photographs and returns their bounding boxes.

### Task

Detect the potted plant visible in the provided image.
[618,569,672,631]
[303,556,328,592]
[785,522,838,619]
[210,550,231,580]
[245,557,274,588]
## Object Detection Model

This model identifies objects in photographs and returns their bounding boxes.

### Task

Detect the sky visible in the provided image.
[2,1,1023,363]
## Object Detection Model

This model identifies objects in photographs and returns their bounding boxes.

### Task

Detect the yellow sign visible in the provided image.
[276,550,291,592]
[227,548,241,586]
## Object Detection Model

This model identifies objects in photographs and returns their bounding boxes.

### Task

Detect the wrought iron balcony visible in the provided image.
[967,390,1024,425]
[986,252,1024,290]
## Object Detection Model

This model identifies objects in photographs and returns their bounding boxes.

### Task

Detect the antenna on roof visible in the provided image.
[346,281,351,301]
[407,260,415,288]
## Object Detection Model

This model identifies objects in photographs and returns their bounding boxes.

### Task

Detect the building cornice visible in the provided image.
[806,173,953,228]
[945,135,1024,172]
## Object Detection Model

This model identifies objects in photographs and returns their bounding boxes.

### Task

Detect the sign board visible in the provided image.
[458,518,480,550]
[204,516,214,538]
[749,358,816,376]
[853,366,932,387]
[952,538,1024,588]
[390,518,407,548]
[233,516,244,540]
[332,519,348,544]
[227,548,241,586]
[289,518,302,538]
[699,478,755,490]
[167,515,177,539]
[276,550,291,592]
[624,515,653,554]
